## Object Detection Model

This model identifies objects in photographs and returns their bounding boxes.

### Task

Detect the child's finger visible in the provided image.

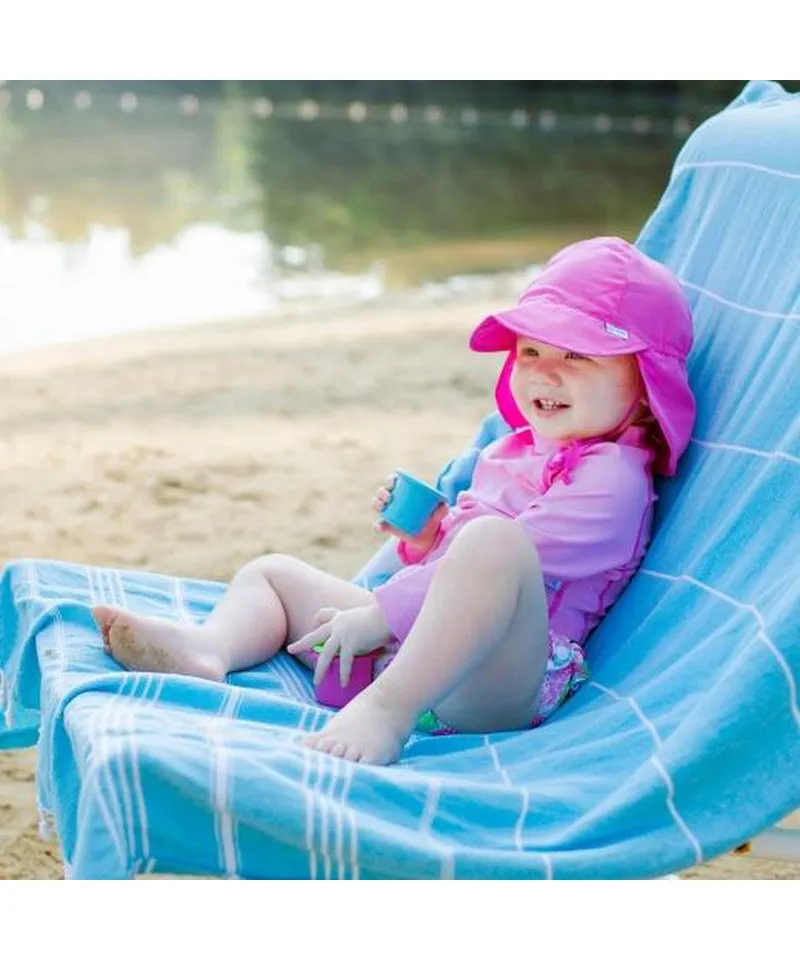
[371,486,393,507]
[287,627,328,654]
[384,474,397,491]
[338,644,355,687]
[433,502,449,520]
[373,517,401,537]
[313,636,341,686]
[312,607,338,628]
[415,503,448,538]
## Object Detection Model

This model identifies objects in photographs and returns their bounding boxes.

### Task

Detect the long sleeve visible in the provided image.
[370,442,653,644]
[513,448,653,580]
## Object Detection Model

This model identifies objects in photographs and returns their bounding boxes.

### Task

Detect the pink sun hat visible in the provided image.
[469,237,696,476]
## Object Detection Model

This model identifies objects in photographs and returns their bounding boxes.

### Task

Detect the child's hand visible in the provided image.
[287,602,391,686]
[371,474,448,555]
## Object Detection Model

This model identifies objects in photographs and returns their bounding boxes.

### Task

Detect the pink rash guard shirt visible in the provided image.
[372,424,655,651]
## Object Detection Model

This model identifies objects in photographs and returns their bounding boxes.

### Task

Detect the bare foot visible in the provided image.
[92,605,226,682]
[302,685,417,765]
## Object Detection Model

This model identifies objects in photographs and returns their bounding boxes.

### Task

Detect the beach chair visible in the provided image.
[1,80,798,878]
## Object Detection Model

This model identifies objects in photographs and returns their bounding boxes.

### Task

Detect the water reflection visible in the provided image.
[1,224,272,353]
[0,84,695,355]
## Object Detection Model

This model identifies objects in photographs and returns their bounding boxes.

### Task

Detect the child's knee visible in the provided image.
[243,553,308,590]
[449,517,538,571]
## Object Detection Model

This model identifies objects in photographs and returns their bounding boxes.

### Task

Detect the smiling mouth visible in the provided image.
[533,398,571,412]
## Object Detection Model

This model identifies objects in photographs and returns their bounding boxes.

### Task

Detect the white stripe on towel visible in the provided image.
[588,680,703,864]
[674,159,800,182]
[679,280,800,321]
[650,755,704,864]
[690,438,799,465]
[483,735,513,786]
[640,570,800,727]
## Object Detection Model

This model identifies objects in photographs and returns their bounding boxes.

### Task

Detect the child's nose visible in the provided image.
[533,359,562,384]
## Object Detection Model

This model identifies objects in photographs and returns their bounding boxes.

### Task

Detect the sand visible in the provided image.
[0,294,796,879]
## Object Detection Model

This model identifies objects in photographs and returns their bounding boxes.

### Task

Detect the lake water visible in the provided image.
[0,84,684,355]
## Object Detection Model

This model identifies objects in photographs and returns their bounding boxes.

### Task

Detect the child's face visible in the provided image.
[510,337,643,441]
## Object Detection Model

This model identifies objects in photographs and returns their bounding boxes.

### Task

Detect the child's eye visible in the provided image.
[565,351,589,361]
[519,346,539,359]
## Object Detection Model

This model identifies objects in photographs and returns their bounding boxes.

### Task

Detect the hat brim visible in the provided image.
[470,300,648,356]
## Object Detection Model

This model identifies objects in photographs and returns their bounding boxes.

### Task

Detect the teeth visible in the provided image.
[538,399,564,410]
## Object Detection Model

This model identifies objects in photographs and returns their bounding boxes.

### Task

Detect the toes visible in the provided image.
[92,605,118,640]
[301,735,350,758]
[300,732,366,763]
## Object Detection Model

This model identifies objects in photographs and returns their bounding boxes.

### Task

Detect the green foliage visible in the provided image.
[252,116,676,259]
[2,81,797,260]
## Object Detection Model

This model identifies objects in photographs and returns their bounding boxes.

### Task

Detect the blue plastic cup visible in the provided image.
[380,470,448,537]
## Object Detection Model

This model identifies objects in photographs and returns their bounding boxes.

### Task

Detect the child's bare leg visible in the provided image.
[304,517,549,764]
[93,555,374,680]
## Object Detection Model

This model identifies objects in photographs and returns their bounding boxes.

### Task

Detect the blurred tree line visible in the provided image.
[251,111,674,257]
[242,82,775,257]
[1,81,797,261]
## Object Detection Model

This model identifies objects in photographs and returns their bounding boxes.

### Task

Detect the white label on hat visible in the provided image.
[604,322,629,340]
